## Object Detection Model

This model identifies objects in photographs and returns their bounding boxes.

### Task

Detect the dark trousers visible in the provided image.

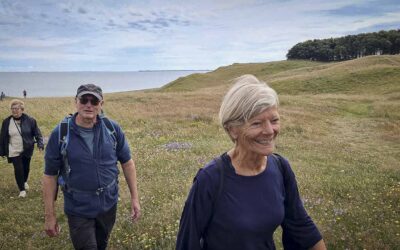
[67,204,117,250]
[10,155,31,191]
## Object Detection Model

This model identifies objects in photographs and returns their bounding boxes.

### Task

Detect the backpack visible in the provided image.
[54,114,117,200]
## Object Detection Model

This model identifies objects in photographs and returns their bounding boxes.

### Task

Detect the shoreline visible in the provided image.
[0,70,209,98]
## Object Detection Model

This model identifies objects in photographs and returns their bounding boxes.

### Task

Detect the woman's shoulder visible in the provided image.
[271,152,289,163]
[197,159,219,178]
[2,116,10,122]
[21,113,36,122]
[190,157,225,198]
[195,155,226,185]
[270,153,296,180]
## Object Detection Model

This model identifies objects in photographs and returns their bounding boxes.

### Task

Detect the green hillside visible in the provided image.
[162,60,326,91]
[162,55,400,95]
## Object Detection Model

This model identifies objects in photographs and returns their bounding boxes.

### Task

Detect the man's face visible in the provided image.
[76,94,103,121]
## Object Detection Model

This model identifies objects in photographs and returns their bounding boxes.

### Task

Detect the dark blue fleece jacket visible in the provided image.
[45,113,131,218]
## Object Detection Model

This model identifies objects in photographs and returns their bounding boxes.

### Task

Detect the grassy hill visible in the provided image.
[163,55,400,95]
[162,59,326,91]
[0,55,399,249]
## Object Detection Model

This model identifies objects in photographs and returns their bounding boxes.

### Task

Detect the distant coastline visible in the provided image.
[0,70,210,73]
[138,69,210,72]
[0,70,209,98]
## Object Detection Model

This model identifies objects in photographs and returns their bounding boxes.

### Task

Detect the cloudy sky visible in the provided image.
[0,0,399,72]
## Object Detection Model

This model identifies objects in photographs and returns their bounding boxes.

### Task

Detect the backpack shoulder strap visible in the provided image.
[271,153,288,201]
[200,155,225,248]
[58,114,73,149]
[212,156,225,211]
[55,114,72,201]
[206,156,225,223]
[195,155,225,212]
[101,116,115,134]
[100,116,117,149]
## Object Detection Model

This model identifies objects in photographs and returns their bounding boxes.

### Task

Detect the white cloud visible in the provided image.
[0,0,399,71]
[1,37,80,48]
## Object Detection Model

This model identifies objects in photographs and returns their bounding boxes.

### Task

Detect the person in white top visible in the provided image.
[0,99,44,197]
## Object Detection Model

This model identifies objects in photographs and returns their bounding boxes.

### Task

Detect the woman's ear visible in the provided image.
[227,126,240,141]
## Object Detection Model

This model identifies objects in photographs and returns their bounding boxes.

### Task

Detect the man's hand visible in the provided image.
[44,214,61,237]
[131,198,141,223]
[42,175,59,236]
[121,159,141,223]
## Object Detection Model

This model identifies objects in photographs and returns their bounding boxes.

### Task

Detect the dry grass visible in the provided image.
[0,56,399,249]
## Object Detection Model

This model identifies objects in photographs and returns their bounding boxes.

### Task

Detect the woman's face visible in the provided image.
[230,106,280,156]
[11,104,23,118]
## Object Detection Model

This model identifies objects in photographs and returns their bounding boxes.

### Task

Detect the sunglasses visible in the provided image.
[79,96,100,106]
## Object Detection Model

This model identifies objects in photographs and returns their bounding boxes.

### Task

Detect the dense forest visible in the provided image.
[286,29,400,61]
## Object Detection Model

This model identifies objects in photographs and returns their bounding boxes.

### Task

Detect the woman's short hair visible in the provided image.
[219,74,279,139]
[9,99,25,111]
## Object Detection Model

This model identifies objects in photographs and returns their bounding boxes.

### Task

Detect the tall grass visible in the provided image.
[0,56,399,249]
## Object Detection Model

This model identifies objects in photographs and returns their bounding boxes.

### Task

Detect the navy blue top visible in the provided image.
[176,153,322,250]
[44,113,131,218]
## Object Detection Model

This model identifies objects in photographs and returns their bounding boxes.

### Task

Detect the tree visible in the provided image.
[286,29,400,62]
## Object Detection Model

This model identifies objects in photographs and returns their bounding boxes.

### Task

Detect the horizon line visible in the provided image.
[0,69,211,73]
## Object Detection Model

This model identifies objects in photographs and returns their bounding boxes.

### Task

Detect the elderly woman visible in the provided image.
[176,75,326,250]
[0,99,44,198]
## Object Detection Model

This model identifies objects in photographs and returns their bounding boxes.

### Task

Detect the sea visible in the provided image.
[0,70,208,98]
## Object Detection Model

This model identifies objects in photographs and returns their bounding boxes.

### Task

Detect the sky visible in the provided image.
[0,0,399,72]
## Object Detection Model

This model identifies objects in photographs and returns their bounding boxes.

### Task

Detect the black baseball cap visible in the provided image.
[76,84,103,100]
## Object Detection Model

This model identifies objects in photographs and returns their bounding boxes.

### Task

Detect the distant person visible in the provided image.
[0,91,4,101]
[0,99,44,198]
[23,89,27,98]
[176,75,326,250]
[42,84,141,249]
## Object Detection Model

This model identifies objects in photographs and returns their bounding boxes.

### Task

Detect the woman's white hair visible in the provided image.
[9,99,25,111]
[219,74,279,141]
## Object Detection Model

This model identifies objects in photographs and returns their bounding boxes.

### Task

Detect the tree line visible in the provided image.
[286,29,400,62]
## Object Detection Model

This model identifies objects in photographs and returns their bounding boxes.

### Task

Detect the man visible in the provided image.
[42,84,140,249]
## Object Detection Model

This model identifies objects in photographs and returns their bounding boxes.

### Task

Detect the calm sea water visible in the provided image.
[0,71,207,98]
